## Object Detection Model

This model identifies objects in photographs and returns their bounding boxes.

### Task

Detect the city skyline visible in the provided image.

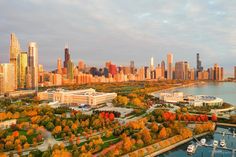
[0,0,236,76]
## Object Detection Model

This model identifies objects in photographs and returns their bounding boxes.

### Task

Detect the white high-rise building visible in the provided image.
[150,57,154,70]
[28,42,38,89]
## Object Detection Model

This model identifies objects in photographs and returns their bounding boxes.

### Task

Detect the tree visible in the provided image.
[123,136,132,152]
[46,122,55,131]
[24,142,30,149]
[109,113,115,121]
[141,129,152,144]
[150,122,158,132]
[211,114,217,122]
[158,127,167,139]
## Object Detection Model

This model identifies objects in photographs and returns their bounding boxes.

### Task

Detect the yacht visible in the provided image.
[220,139,226,148]
[200,138,206,145]
[187,144,196,154]
[213,140,218,147]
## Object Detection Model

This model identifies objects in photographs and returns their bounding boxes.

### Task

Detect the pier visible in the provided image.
[192,130,236,157]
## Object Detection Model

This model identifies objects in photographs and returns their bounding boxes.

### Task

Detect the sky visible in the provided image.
[0,0,235,76]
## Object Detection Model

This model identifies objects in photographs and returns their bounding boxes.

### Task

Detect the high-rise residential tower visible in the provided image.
[64,47,70,68]
[0,63,15,93]
[161,60,165,78]
[19,52,28,88]
[9,33,21,89]
[28,42,38,89]
[167,53,173,80]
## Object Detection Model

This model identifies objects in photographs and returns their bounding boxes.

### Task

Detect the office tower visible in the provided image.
[109,64,117,76]
[189,69,195,81]
[198,70,209,80]
[208,68,214,80]
[130,61,135,74]
[175,61,189,80]
[64,47,70,68]
[155,65,162,80]
[0,63,15,93]
[105,61,112,69]
[78,60,85,71]
[167,53,173,79]
[38,64,43,73]
[161,60,165,78]
[220,67,224,81]
[150,57,154,70]
[19,52,28,88]
[213,64,223,81]
[67,60,74,80]
[28,42,38,89]
[9,33,21,89]
[137,67,145,81]
[196,53,203,78]
[234,66,236,79]
[57,58,62,74]
[144,66,151,79]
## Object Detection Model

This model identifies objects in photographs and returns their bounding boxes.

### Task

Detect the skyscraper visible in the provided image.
[130,61,135,74]
[9,33,21,89]
[150,57,154,70]
[28,42,38,89]
[0,63,15,93]
[213,64,223,81]
[64,47,71,68]
[161,60,165,79]
[167,53,173,80]
[57,58,62,74]
[175,61,189,80]
[196,53,203,78]
[19,52,28,88]
[67,60,74,80]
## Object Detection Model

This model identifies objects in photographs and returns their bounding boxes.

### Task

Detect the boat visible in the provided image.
[187,144,196,154]
[213,140,218,147]
[200,138,206,145]
[220,139,226,147]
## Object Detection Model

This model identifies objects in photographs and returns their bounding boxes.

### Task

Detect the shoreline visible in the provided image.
[150,81,202,96]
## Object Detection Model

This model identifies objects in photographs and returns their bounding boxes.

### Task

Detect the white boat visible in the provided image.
[187,144,196,154]
[200,138,206,145]
[213,140,218,147]
[220,139,226,147]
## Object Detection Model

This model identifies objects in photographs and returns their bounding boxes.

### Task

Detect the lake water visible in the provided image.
[169,82,236,106]
[157,82,236,157]
[158,126,236,157]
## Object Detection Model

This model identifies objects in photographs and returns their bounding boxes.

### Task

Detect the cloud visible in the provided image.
[0,0,235,75]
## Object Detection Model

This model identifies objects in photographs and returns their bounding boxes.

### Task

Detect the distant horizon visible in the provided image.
[0,0,236,77]
[0,34,234,78]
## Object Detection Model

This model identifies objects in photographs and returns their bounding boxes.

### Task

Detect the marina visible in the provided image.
[158,125,236,157]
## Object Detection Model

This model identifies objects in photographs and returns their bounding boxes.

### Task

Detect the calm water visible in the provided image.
[158,126,236,157]
[170,82,236,106]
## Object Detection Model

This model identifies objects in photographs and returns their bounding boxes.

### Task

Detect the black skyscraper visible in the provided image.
[64,47,70,68]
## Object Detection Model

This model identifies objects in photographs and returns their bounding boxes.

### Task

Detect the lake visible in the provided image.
[168,82,236,106]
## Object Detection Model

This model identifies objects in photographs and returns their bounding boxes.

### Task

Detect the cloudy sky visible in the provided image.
[0,0,235,75]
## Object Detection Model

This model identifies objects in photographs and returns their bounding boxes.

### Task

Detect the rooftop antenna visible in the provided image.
[65,42,69,49]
